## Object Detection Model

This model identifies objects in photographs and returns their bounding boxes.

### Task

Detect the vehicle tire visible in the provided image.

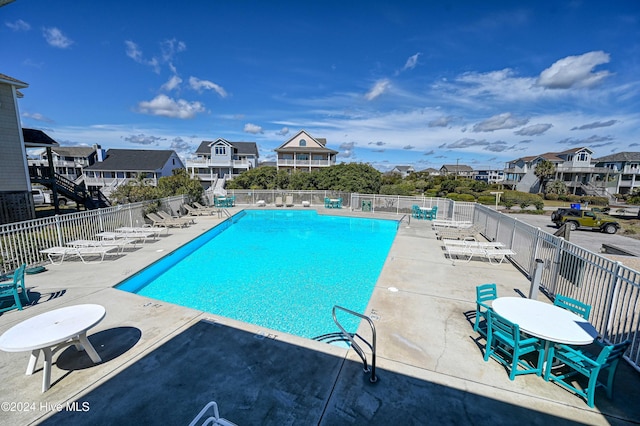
[603,224,618,234]
[57,198,67,207]
[567,221,578,231]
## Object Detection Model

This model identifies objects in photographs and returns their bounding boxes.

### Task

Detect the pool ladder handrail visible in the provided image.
[218,208,231,218]
[332,305,378,383]
[398,214,410,228]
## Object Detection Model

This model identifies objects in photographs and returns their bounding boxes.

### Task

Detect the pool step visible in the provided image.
[312,332,354,346]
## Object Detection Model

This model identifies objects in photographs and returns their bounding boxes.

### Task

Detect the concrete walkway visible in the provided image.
[0,208,638,425]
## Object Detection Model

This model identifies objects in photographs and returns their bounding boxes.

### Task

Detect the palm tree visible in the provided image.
[534,160,556,194]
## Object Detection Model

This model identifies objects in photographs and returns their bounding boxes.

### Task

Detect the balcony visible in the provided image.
[185,159,252,169]
[277,159,334,167]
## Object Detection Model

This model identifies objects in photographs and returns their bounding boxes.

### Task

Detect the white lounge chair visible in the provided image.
[96,231,155,243]
[67,238,137,253]
[40,246,117,264]
[285,195,294,207]
[275,196,284,207]
[193,202,219,214]
[445,245,515,265]
[116,226,168,237]
[157,210,195,224]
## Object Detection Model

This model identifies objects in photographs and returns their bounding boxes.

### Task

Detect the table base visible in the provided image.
[26,332,101,392]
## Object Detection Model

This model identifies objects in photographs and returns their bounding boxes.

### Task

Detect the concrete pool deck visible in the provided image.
[0,208,638,425]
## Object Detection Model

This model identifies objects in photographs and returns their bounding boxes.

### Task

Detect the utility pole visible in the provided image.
[455,158,460,180]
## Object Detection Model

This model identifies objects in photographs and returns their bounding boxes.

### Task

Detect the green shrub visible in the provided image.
[477,195,495,205]
[456,193,476,202]
[545,193,559,201]
[533,200,545,210]
[520,201,530,210]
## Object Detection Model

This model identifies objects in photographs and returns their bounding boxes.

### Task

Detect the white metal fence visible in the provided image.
[472,204,640,371]
[0,195,187,273]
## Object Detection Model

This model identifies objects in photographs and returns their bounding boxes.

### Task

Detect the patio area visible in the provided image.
[0,209,638,425]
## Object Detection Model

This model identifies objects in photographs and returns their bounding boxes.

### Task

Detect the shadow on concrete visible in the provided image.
[56,327,142,371]
[40,320,603,425]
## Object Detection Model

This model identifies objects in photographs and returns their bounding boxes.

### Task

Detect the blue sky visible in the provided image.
[3,1,639,172]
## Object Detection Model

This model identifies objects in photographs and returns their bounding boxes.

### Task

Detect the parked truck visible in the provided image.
[551,208,620,234]
[31,188,69,207]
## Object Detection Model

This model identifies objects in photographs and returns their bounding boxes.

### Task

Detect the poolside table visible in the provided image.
[0,304,105,392]
[492,297,598,375]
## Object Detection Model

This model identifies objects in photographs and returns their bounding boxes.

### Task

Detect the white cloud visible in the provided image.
[537,51,611,89]
[122,133,165,145]
[473,113,529,132]
[571,120,618,130]
[428,116,455,127]
[161,39,186,62]
[402,53,421,71]
[514,123,553,136]
[338,141,356,158]
[22,111,54,123]
[188,77,228,98]
[243,123,264,134]
[137,95,205,119]
[6,19,30,31]
[275,127,289,136]
[161,75,182,91]
[42,27,73,49]
[365,79,390,101]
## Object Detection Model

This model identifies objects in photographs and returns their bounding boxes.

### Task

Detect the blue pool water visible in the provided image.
[117,210,397,339]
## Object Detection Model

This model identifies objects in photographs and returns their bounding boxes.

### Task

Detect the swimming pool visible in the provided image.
[117,210,398,339]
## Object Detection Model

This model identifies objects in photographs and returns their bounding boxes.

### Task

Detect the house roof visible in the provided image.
[22,128,59,148]
[50,146,97,158]
[84,149,179,171]
[441,164,473,172]
[595,152,640,162]
[420,168,440,173]
[392,165,415,172]
[510,147,591,163]
[0,73,28,88]
[274,130,338,154]
[195,139,259,156]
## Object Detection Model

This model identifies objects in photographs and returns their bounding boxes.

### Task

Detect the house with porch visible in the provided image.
[473,169,505,184]
[390,165,415,178]
[439,164,473,177]
[594,152,640,196]
[28,145,100,183]
[186,139,259,189]
[83,149,184,198]
[504,147,615,196]
[275,130,337,172]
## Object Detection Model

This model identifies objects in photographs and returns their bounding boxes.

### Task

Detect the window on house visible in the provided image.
[300,139,307,146]
[577,152,589,162]
[296,154,309,161]
[215,146,226,155]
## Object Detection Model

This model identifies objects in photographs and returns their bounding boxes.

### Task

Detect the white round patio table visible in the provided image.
[0,304,105,392]
[492,297,598,374]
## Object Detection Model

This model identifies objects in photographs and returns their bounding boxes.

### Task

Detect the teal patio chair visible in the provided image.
[411,205,421,219]
[426,205,438,220]
[544,340,630,407]
[0,264,26,313]
[324,197,331,208]
[336,198,342,208]
[554,294,591,320]
[474,283,497,336]
[483,310,544,381]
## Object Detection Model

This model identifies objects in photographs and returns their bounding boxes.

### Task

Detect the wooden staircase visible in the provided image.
[29,166,110,209]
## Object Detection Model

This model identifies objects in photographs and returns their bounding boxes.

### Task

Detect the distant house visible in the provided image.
[390,165,415,178]
[594,152,640,196]
[0,73,37,224]
[420,167,440,176]
[83,149,185,198]
[474,169,505,184]
[275,130,337,172]
[440,164,473,177]
[28,145,99,182]
[186,139,259,189]
[504,147,614,196]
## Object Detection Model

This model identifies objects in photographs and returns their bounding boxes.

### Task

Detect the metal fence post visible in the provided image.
[529,259,544,299]
[529,228,542,274]
[54,214,63,247]
[602,261,623,343]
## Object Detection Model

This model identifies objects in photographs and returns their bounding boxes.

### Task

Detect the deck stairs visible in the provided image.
[30,166,110,209]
